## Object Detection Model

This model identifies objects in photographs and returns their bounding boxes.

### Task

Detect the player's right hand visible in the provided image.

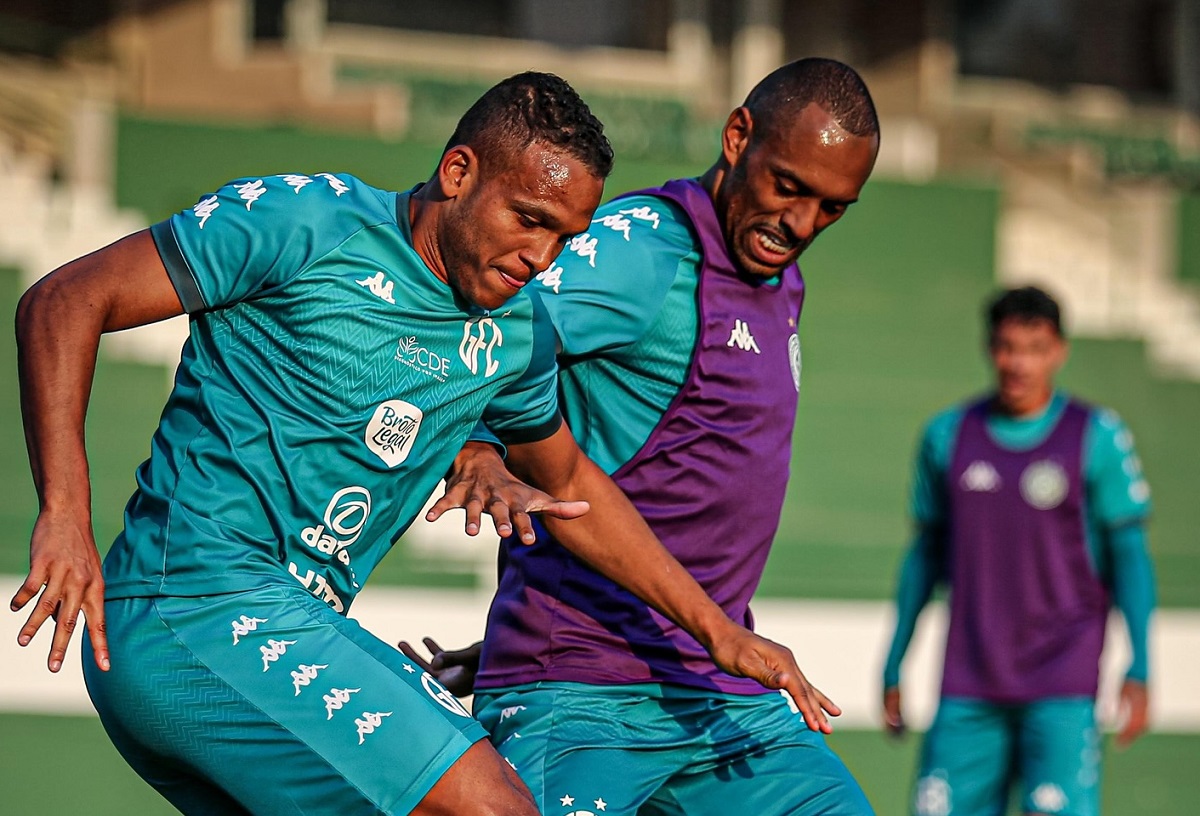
[428,441,590,543]
[883,686,906,737]
[708,625,841,734]
[397,637,481,698]
[10,509,109,673]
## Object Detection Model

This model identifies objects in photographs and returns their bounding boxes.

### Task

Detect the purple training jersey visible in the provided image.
[475,178,806,694]
[942,398,1109,702]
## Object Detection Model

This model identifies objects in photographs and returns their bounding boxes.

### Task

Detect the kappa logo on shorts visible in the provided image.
[355,711,392,745]
[231,615,268,645]
[365,399,423,467]
[323,687,361,719]
[260,639,297,672]
[291,663,330,696]
[1031,783,1067,813]
[421,672,470,718]
[498,705,527,722]
[914,772,952,816]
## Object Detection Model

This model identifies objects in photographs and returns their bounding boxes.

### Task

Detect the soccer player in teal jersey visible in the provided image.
[12,73,826,816]
[882,287,1156,816]
[404,59,881,815]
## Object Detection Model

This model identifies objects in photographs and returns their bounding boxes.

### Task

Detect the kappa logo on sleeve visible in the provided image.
[365,399,423,467]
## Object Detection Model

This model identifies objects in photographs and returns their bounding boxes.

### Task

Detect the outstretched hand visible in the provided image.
[11,509,109,673]
[398,637,481,698]
[427,442,589,543]
[708,625,841,733]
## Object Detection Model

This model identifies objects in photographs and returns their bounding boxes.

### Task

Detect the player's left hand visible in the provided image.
[708,624,841,734]
[1116,678,1149,748]
[428,441,590,543]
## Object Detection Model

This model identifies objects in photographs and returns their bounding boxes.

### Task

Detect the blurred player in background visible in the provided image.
[12,72,824,816]
[881,286,1156,816]
[404,58,880,815]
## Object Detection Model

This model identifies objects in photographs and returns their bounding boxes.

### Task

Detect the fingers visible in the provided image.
[536,500,590,521]
[785,675,833,734]
[82,587,110,672]
[883,686,906,737]
[10,570,47,614]
[397,640,437,674]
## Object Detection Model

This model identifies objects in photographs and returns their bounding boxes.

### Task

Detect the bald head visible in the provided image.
[744,58,879,143]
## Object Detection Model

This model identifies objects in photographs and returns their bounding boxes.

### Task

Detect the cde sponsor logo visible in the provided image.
[396,335,451,381]
[365,399,422,467]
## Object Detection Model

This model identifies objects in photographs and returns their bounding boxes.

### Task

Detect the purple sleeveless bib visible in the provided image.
[476,179,805,694]
[942,398,1108,702]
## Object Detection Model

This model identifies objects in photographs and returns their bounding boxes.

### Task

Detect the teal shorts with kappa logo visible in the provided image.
[83,584,488,815]
[474,681,874,816]
[913,697,1101,816]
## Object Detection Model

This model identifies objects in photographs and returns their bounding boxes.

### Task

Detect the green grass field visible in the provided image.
[0,714,1194,815]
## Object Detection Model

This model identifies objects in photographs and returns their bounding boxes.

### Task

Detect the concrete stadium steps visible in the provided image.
[998,163,1200,378]
[3,575,1198,733]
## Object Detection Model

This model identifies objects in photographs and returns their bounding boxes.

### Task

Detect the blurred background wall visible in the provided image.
[0,1,1197,813]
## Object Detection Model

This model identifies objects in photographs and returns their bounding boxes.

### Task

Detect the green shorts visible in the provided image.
[474,681,873,816]
[83,585,488,815]
[913,697,1101,816]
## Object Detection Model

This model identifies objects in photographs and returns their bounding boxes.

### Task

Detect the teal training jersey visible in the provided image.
[103,173,560,610]
[526,194,701,474]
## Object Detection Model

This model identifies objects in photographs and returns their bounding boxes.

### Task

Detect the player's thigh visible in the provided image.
[1017,698,1100,816]
[913,698,1015,816]
[642,690,873,816]
[475,684,684,814]
[87,588,489,815]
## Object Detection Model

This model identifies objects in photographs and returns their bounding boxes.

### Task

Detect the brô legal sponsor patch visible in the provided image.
[365,399,422,468]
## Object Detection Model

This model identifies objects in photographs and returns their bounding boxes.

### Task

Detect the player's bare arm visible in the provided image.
[13,230,184,673]
[445,423,842,732]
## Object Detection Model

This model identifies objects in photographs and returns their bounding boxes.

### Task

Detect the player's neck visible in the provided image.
[407,190,450,286]
[993,388,1056,419]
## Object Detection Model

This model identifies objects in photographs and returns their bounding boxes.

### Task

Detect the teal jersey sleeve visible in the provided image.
[1084,408,1155,682]
[1085,409,1153,528]
[883,527,944,689]
[150,172,388,312]
[1107,524,1156,682]
[481,294,563,445]
[529,195,695,357]
[909,408,964,527]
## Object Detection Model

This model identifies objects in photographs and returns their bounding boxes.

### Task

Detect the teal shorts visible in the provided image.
[913,697,1101,816]
[474,681,873,816]
[83,585,488,815]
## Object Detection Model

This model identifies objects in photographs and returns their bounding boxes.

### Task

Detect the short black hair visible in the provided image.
[445,71,613,179]
[744,58,879,141]
[986,286,1064,339]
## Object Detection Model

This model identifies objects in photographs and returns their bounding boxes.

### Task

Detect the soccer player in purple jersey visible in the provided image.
[882,287,1156,816]
[404,59,881,815]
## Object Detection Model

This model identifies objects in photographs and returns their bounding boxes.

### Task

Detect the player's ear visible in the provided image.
[721,107,754,167]
[436,145,477,199]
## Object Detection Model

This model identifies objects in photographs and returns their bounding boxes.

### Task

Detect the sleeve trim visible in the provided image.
[494,415,563,447]
[150,219,207,312]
